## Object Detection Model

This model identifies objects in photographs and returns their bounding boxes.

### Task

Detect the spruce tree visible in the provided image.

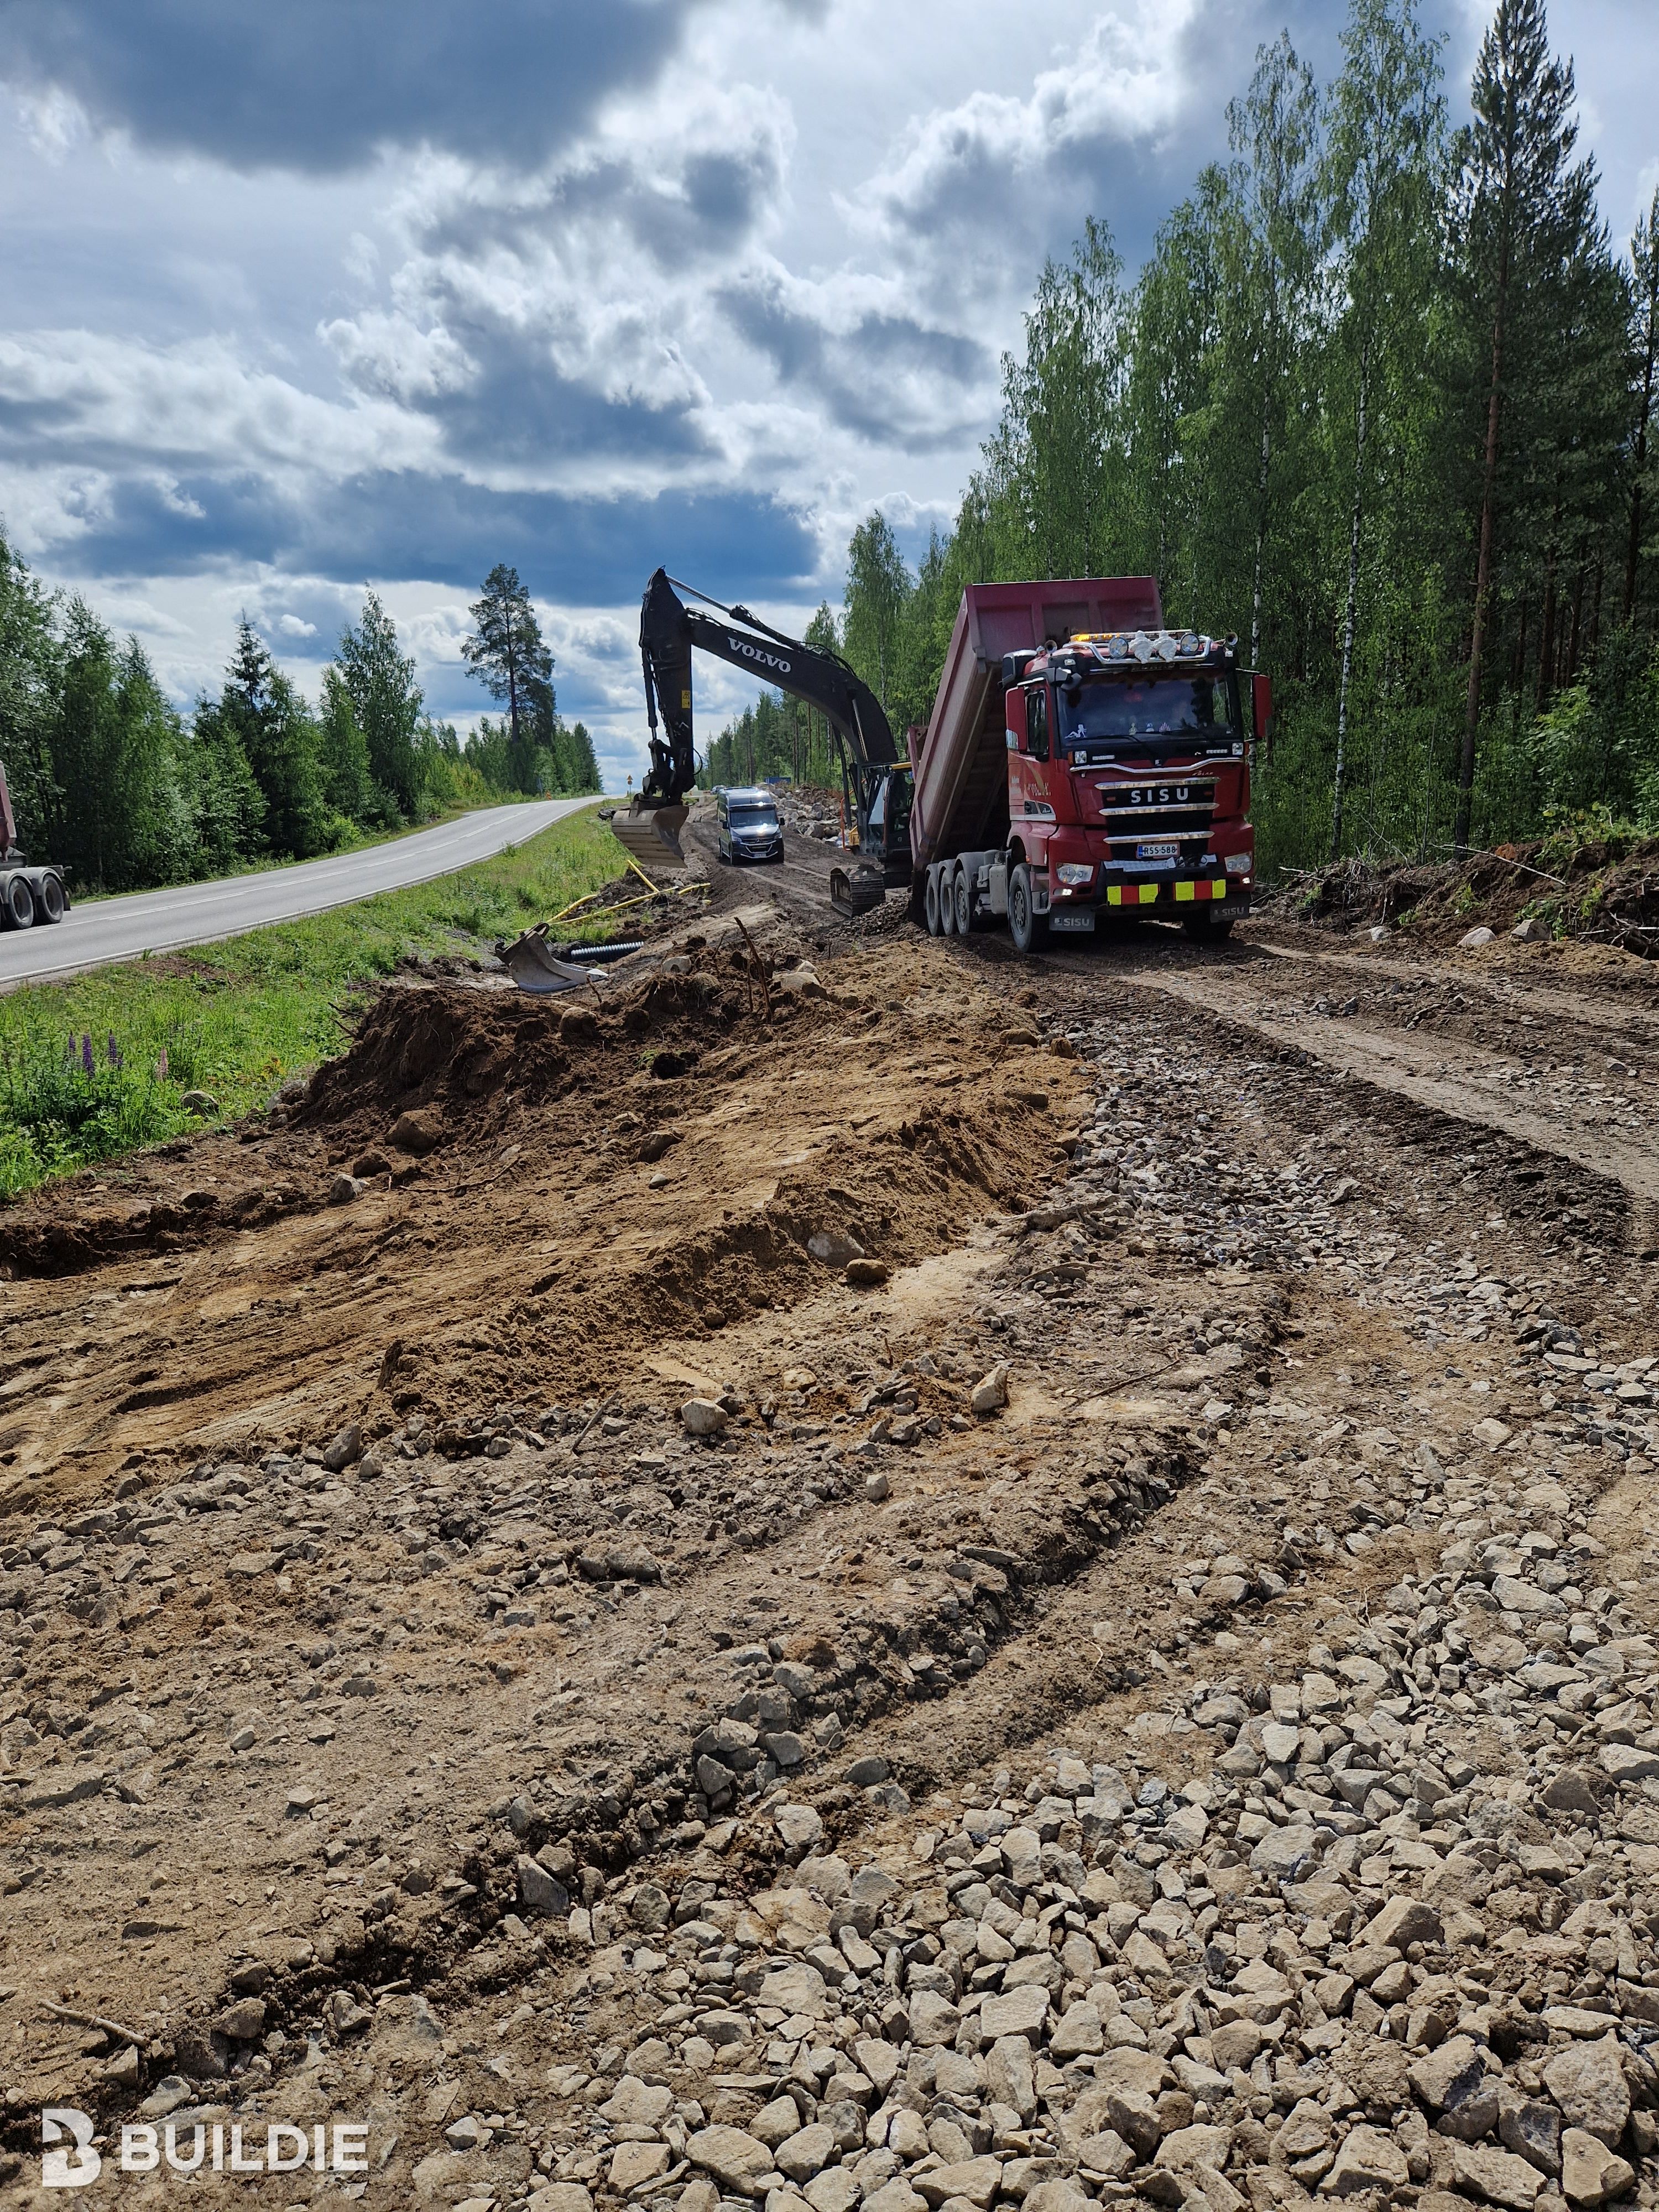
[1449,0,1589,851]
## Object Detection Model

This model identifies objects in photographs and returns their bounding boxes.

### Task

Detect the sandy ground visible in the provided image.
[1,810,1656,2208]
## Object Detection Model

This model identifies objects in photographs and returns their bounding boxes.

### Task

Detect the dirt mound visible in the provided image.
[1278,834,1659,954]
[0,936,1083,1494]
[293,966,749,1155]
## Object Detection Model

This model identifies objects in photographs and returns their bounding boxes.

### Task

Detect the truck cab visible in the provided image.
[1000,631,1259,941]
[907,580,1266,955]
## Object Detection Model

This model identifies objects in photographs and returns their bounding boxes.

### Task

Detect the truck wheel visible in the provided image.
[1008,863,1045,955]
[952,869,973,934]
[2,874,35,929]
[939,868,958,935]
[924,867,942,936]
[36,874,65,924]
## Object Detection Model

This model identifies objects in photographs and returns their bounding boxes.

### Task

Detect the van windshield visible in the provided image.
[731,802,779,828]
[1060,675,1234,749]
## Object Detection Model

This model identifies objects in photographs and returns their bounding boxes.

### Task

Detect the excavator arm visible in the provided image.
[610,570,911,890]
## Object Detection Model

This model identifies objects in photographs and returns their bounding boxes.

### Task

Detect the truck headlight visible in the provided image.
[1055,863,1094,886]
[1224,853,1252,875]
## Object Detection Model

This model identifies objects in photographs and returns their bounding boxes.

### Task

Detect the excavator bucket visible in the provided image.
[497,923,609,995]
[830,864,886,919]
[607,802,688,872]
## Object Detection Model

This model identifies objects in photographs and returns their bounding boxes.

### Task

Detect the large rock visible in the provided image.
[1319,2125,1408,2195]
[1250,1824,1319,1885]
[1049,2003,1104,2058]
[861,2184,926,2212]
[752,2098,805,2150]
[602,2077,674,2127]
[760,1961,828,2018]
[914,2159,1002,2208]
[1410,2036,1499,2140]
[687,2126,775,2194]
[979,1985,1050,2041]
[1451,2143,1546,2209]
[1543,2038,1630,2148]
[1366,1895,1443,1952]
[682,1398,729,1437]
[1105,2089,1162,2162]
[1155,2124,1233,2171]
[774,2125,836,2183]
[389,1108,442,1154]
[907,1990,961,2048]
[1499,2099,1562,2178]
[971,1365,1010,1416]
[1559,2129,1636,2208]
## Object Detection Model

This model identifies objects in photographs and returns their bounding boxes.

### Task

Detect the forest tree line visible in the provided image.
[719,0,1659,874]
[0,538,599,894]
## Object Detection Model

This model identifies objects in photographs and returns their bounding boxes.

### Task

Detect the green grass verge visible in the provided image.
[0,804,619,1199]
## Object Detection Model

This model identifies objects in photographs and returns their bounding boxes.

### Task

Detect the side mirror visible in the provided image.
[1251,673,1273,760]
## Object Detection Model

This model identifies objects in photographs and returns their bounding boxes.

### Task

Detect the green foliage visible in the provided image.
[831,0,1659,880]
[333,591,422,817]
[0,535,562,893]
[0,806,615,1196]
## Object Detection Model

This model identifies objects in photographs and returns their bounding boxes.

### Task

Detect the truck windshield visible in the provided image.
[1060,675,1232,750]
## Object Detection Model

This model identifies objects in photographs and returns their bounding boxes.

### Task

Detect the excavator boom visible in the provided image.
[610,569,910,883]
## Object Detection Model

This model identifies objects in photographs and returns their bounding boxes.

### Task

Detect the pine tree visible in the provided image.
[462,565,553,786]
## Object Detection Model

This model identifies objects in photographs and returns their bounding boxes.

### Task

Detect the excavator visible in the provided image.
[609,568,912,915]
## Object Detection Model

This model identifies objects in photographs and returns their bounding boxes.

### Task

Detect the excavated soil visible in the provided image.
[1,869,1658,2211]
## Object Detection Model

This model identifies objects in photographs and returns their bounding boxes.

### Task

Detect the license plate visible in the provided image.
[1136,841,1179,860]
[1049,910,1095,932]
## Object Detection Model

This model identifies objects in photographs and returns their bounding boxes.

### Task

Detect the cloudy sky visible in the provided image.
[1,0,1654,789]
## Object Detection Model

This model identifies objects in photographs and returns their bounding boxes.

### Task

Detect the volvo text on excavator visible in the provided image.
[611,569,912,914]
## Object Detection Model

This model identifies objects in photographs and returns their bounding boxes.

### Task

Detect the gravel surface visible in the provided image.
[0,891,1656,2212]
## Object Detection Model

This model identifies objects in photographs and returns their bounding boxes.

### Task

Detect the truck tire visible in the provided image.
[2,874,35,929]
[952,869,973,934]
[938,867,958,935]
[1008,863,1045,955]
[924,867,942,935]
[36,873,65,924]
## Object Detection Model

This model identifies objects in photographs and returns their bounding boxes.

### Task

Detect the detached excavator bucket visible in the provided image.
[498,924,607,995]
[607,802,688,872]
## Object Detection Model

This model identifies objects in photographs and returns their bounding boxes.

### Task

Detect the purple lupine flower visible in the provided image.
[108,1032,122,1069]
[81,1033,95,1076]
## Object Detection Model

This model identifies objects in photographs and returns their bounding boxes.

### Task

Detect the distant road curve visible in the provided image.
[0,795,605,988]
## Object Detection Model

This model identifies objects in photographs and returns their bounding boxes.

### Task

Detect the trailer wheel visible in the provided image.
[924,867,943,936]
[1008,863,1045,955]
[952,869,973,935]
[36,874,65,924]
[2,874,35,929]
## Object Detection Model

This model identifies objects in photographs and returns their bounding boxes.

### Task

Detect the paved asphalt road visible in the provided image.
[0,796,604,987]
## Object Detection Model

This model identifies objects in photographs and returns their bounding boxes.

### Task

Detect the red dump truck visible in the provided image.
[905,577,1267,951]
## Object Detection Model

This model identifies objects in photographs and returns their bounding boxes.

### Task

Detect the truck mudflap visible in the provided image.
[1104,875,1238,908]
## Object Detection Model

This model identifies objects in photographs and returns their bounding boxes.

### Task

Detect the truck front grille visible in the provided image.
[1095,778,1216,862]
